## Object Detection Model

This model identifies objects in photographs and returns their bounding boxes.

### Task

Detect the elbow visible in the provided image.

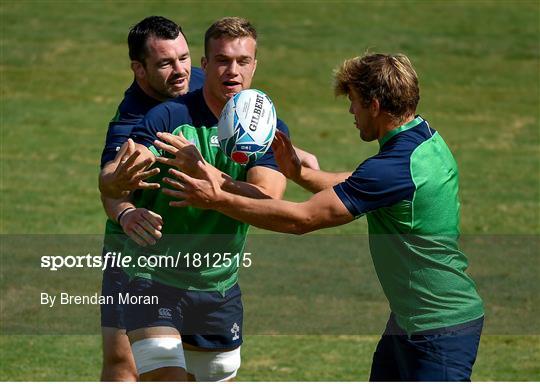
[289,213,316,235]
[291,226,310,236]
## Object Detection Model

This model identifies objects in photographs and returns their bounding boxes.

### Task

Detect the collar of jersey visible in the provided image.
[378,115,424,148]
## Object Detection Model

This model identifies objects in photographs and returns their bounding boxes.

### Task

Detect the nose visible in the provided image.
[226,60,239,76]
[172,59,188,76]
[349,103,354,115]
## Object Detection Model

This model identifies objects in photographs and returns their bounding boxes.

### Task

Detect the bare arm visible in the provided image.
[293,145,320,170]
[271,131,351,193]
[99,143,163,246]
[162,164,354,234]
[101,193,134,223]
[154,132,285,199]
[294,167,352,194]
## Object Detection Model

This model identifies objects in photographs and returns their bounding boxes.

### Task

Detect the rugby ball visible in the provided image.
[218,89,277,165]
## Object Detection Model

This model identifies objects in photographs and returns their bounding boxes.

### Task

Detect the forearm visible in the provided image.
[219,174,278,199]
[101,194,135,223]
[214,192,312,234]
[211,165,285,200]
[293,167,351,193]
[98,163,119,198]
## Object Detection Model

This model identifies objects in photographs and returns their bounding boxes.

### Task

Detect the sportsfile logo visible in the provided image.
[158,307,172,319]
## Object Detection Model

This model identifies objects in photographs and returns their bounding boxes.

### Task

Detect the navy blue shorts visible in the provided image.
[100,266,129,329]
[369,314,483,381]
[123,277,243,350]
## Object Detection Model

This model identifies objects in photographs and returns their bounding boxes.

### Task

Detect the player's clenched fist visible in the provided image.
[118,208,163,247]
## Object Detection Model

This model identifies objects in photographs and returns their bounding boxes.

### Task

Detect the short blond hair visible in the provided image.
[204,17,257,57]
[334,53,420,119]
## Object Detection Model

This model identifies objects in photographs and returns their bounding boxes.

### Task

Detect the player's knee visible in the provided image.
[185,347,241,382]
[102,330,137,380]
[131,337,186,376]
[101,363,138,382]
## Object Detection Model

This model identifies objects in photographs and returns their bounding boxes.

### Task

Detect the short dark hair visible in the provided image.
[128,16,185,64]
[204,17,257,57]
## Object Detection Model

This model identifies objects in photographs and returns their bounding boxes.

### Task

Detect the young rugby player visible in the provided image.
[162,53,485,381]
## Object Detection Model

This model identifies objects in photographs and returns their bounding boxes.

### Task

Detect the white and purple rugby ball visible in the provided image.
[218,89,277,165]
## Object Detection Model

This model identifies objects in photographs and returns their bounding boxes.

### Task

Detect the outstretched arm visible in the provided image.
[153,131,285,199]
[99,142,163,246]
[272,131,351,193]
[161,163,354,234]
[293,145,320,171]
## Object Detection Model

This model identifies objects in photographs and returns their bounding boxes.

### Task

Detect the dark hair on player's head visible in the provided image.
[128,16,186,64]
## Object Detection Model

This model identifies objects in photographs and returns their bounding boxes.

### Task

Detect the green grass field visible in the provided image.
[1,0,539,381]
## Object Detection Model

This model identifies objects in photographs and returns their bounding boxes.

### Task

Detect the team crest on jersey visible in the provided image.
[210,135,219,147]
[231,322,240,341]
[158,307,172,319]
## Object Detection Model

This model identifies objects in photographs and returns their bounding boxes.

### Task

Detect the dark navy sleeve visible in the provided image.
[247,118,290,172]
[333,155,415,217]
[100,109,145,167]
[189,67,205,91]
[131,102,186,148]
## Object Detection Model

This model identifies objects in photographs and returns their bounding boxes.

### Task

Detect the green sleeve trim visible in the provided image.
[148,145,160,157]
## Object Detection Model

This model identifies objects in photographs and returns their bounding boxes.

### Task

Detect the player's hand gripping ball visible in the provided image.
[218,89,277,165]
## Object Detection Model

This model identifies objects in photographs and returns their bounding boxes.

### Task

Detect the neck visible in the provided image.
[377,113,416,139]
[202,85,225,118]
[136,78,167,102]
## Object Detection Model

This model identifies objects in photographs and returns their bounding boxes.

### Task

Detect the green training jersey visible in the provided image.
[334,116,484,334]
[124,89,288,293]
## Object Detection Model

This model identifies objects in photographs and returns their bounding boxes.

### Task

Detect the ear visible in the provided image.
[131,61,146,80]
[370,98,380,117]
[201,56,208,72]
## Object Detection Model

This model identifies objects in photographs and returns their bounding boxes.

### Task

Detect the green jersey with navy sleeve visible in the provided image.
[334,116,484,334]
[127,89,289,294]
[101,70,205,246]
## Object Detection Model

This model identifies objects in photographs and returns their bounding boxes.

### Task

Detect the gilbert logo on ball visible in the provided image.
[218,89,277,165]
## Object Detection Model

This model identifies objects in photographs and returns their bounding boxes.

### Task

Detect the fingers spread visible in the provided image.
[138,181,161,190]
[196,160,213,179]
[153,139,178,156]
[133,167,160,181]
[155,156,177,167]
[168,168,190,182]
[170,200,190,208]
[126,157,153,176]
[162,188,187,199]
[163,177,185,191]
